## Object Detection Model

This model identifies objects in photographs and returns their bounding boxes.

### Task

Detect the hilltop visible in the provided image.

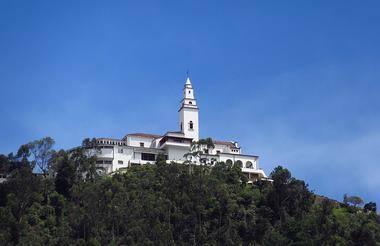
[0,139,379,245]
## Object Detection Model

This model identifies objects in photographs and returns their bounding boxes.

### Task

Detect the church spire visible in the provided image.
[182,75,195,100]
[185,70,192,87]
[185,76,192,86]
[179,75,199,141]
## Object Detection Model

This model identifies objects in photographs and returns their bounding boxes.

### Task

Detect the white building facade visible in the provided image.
[89,77,267,181]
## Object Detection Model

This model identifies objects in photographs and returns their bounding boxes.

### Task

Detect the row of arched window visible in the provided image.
[97,140,126,146]
[225,159,254,168]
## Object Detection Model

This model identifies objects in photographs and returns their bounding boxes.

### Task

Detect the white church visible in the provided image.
[89,77,268,182]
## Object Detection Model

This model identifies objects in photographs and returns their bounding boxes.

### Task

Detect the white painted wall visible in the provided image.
[179,107,199,141]
[167,146,189,162]
[92,143,264,176]
[127,136,155,148]
[100,147,114,158]
[218,154,258,169]
[112,146,133,171]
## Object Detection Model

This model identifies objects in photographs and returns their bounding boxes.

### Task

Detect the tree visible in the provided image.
[184,138,214,165]
[1,139,380,245]
[267,166,314,220]
[82,138,99,149]
[69,147,98,182]
[0,161,42,244]
[53,150,76,198]
[15,144,31,164]
[28,137,55,176]
[0,154,10,174]
[344,195,364,207]
[364,202,376,213]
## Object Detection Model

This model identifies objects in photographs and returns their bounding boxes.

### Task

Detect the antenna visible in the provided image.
[186,69,190,78]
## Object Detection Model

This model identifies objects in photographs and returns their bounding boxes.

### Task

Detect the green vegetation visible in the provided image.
[0,138,379,245]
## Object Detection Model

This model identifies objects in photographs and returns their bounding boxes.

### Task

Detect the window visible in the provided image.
[188,90,191,94]
[226,159,233,165]
[216,150,221,154]
[235,160,243,168]
[140,142,145,147]
[118,148,123,153]
[142,153,155,161]
[118,160,123,164]
[189,121,194,130]
[97,160,112,164]
[189,101,192,104]
[246,161,253,168]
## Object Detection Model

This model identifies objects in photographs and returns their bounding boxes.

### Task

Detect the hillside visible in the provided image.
[0,140,379,245]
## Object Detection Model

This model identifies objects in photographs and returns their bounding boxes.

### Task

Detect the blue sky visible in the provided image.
[1,0,379,205]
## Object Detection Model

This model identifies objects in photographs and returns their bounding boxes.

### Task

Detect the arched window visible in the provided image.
[189,101,192,104]
[246,161,253,168]
[226,159,233,165]
[189,121,194,130]
[235,160,243,168]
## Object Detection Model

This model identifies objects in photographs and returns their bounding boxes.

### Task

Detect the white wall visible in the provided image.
[218,154,258,169]
[167,146,189,162]
[127,136,155,148]
[179,107,199,141]
[100,148,114,158]
[112,146,133,171]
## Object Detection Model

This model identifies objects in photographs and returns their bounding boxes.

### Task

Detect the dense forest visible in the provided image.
[0,137,379,245]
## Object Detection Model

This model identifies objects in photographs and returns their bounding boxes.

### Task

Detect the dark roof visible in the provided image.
[126,133,162,139]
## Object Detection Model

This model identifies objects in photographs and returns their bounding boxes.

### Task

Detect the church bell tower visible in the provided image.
[179,76,199,141]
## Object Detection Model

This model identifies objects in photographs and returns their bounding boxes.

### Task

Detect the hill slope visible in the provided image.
[0,146,379,245]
